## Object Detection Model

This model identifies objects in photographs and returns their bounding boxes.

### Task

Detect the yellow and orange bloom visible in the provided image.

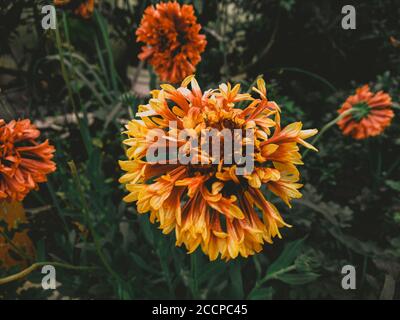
[136,2,207,84]
[337,85,394,140]
[54,0,95,19]
[119,76,317,260]
[0,201,35,269]
[0,119,56,202]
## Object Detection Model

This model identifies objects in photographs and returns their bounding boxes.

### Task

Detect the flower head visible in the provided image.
[119,76,317,260]
[0,119,56,202]
[136,2,207,83]
[337,85,394,139]
[0,201,35,269]
[54,0,95,19]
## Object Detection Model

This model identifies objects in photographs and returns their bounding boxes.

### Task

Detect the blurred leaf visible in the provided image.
[379,275,396,300]
[193,0,203,14]
[385,180,400,192]
[279,0,296,11]
[130,252,159,275]
[248,287,274,300]
[36,239,46,262]
[267,237,306,275]
[198,261,226,285]
[137,214,154,246]
[229,261,244,299]
[295,250,322,272]
[276,272,319,285]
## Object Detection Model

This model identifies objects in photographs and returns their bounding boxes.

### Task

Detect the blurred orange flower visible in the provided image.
[0,119,56,202]
[0,201,35,269]
[119,76,317,260]
[136,2,207,83]
[54,0,95,19]
[337,85,394,140]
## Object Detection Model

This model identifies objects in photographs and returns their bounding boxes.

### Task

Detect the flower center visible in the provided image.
[352,102,370,122]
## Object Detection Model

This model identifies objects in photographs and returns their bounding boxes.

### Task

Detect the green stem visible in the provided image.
[253,255,262,281]
[303,108,354,159]
[190,253,199,299]
[66,51,114,101]
[46,179,69,236]
[247,265,296,298]
[271,67,337,92]
[54,19,77,115]
[219,1,230,80]
[157,249,175,299]
[46,55,109,109]
[387,158,400,176]
[0,262,96,285]
[94,35,111,90]
[263,265,296,282]
[54,19,92,155]
[68,161,120,282]
[59,15,115,102]
[94,10,118,92]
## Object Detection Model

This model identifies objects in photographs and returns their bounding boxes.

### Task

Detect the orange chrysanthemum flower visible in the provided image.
[136,2,207,83]
[0,201,35,269]
[54,0,95,19]
[0,119,56,202]
[119,76,317,260]
[337,85,394,140]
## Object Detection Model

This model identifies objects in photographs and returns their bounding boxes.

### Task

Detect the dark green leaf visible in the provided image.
[267,237,306,275]
[276,272,319,285]
[229,261,244,299]
[248,287,274,300]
